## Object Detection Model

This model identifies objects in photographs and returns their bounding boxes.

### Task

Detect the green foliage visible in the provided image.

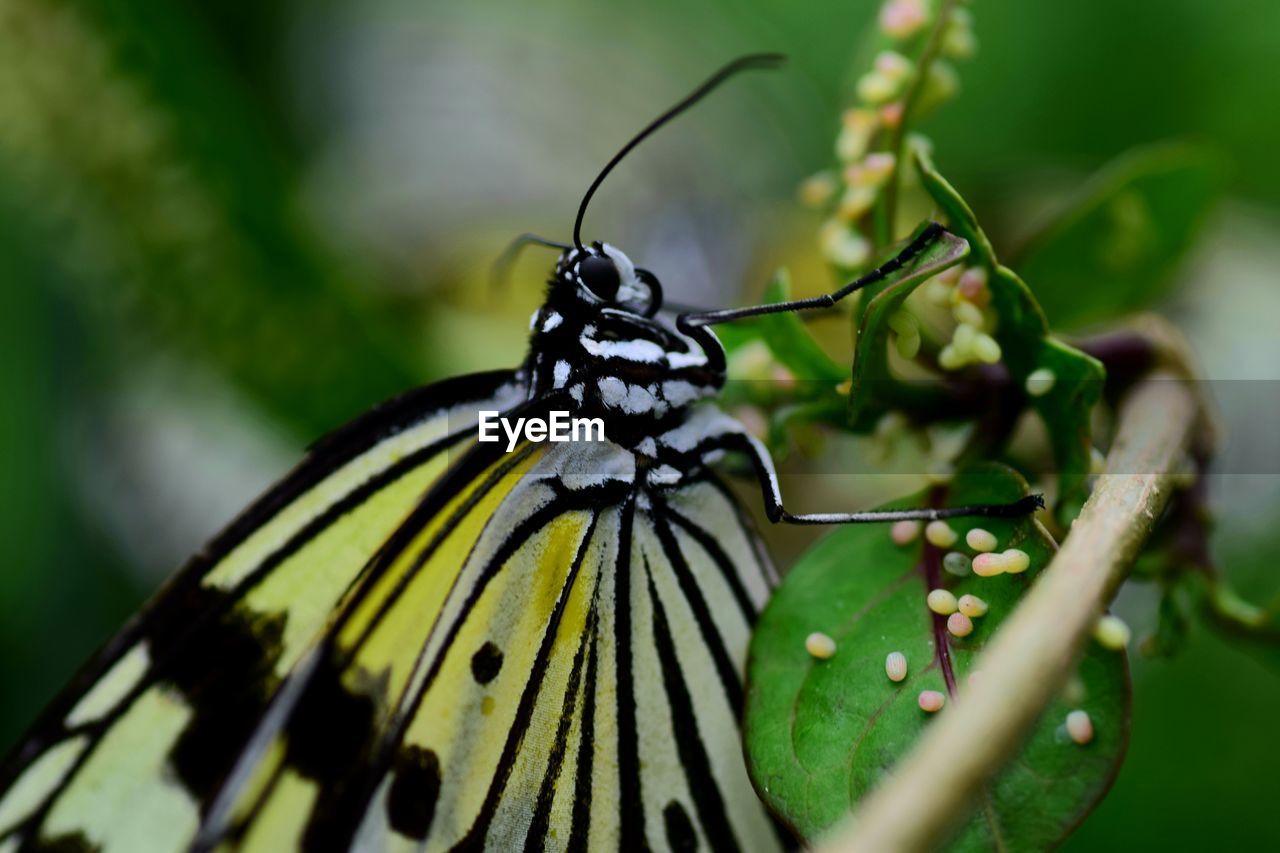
[0,0,424,440]
[915,147,1105,516]
[744,465,1129,848]
[846,224,970,421]
[753,270,847,383]
[1011,143,1223,330]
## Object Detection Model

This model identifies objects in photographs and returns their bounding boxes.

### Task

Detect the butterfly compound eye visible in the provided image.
[577,254,621,301]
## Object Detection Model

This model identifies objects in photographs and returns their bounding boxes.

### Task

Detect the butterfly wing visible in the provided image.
[0,371,527,851]
[200,435,785,852]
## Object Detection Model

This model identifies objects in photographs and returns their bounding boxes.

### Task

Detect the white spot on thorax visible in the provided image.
[553,360,571,388]
[579,336,667,364]
[647,464,683,487]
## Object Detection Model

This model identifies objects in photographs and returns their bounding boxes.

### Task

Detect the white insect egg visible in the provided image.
[937,344,965,371]
[880,0,929,40]
[1066,710,1094,745]
[799,171,838,208]
[946,612,974,637]
[1001,548,1030,574]
[957,594,988,618]
[820,220,872,268]
[923,278,953,305]
[1025,367,1057,397]
[966,527,998,552]
[925,520,958,548]
[971,333,1002,365]
[927,589,958,615]
[839,185,877,220]
[891,520,921,546]
[943,551,972,576]
[1093,615,1131,651]
[957,265,988,294]
[952,321,979,354]
[856,70,898,105]
[873,51,913,82]
[918,690,946,713]
[836,108,877,162]
[971,553,1006,577]
[806,632,838,660]
[953,302,985,329]
[885,651,908,683]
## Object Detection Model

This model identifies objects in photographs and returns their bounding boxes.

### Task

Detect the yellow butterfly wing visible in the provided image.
[0,372,525,851]
[204,431,786,851]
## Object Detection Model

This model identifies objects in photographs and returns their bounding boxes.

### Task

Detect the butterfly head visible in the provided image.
[555,243,663,318]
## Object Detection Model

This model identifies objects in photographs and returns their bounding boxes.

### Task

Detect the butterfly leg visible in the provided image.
[677,222,946,328]
[674,222,953,371]
[707,426,1043,526]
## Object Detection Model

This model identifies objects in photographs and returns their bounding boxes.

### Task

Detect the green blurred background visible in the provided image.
[1,0,1277,848]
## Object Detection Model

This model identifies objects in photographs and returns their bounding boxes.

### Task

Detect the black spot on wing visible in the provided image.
[284,658,384,849]
[160,588,286,807]
[386,745,442,840]
[452,511,601,849]
[23,831,99,852]
[664,800,699,852]
[469,642,503,685]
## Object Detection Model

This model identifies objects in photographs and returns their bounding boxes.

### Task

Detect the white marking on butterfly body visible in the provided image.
[661,379,704,407]
[667,350,708,370]
[580,336,667,364]
[553,360,571,389]
[647,464,683,487]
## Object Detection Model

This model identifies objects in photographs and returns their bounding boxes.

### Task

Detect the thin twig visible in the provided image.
[817,372,1199,852]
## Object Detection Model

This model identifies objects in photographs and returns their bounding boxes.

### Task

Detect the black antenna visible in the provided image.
[572,52,785,250]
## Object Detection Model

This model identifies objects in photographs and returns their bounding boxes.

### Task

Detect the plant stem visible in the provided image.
[816,372,1199,852]
[879,0,958,244]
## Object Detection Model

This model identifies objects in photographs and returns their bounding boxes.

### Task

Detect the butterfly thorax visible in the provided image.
[523,245,723,450]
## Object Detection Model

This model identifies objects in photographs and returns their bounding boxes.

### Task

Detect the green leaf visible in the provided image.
[744,464,1129,848]
[846,224,970,424]
[755,269,847,383]
[1011,142,1222,329]
[915,148,1105,516]
[1196,576,1280,677]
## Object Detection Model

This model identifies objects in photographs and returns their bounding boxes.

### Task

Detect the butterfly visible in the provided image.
[0,54,1040,852]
